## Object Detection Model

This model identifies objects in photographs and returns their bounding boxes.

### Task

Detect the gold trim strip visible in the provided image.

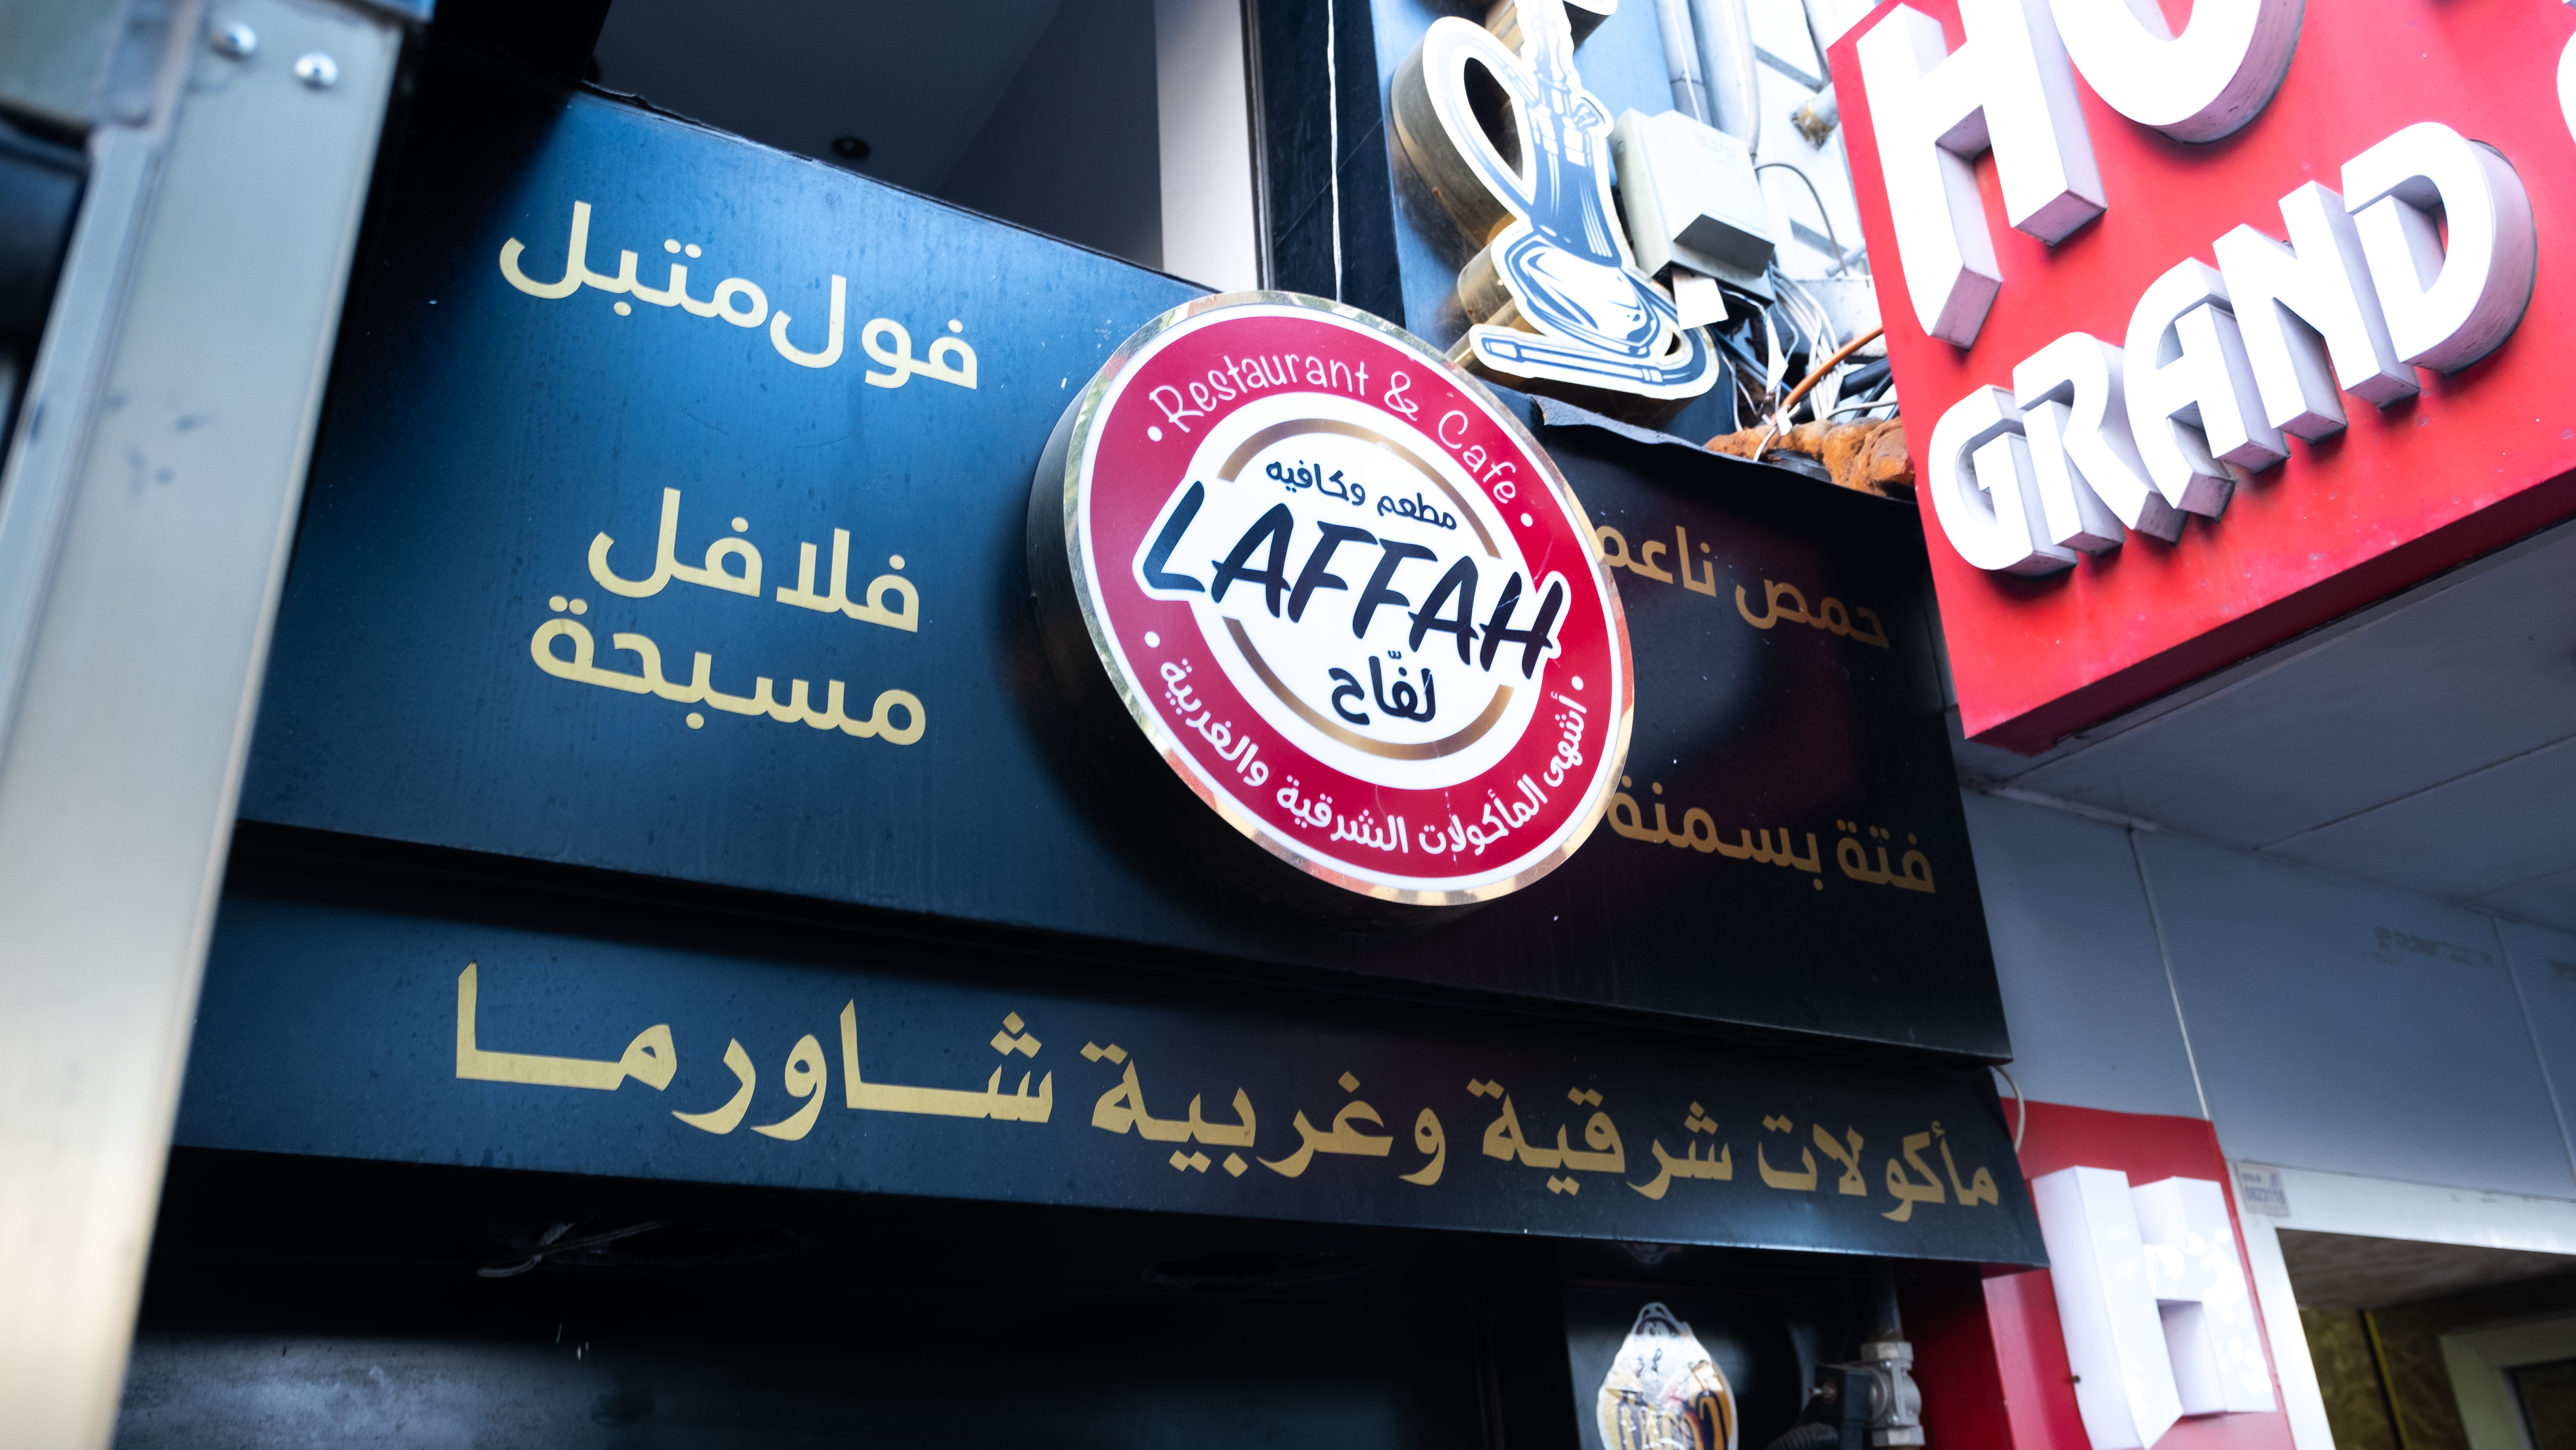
[1223,617,1512,761]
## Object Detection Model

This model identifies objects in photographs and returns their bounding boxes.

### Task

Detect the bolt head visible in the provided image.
[293,51,338,88]
[211,21,257,57]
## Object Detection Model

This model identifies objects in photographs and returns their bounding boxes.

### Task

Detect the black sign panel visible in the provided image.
[237,48,2004,1059]
[173,882,2041,1264]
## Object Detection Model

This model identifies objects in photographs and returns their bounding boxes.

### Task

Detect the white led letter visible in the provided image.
[1856,0,2103,346]
[2034,1166,2184,1450]
[2048,0,2302,142]
[1926,386,2076,575]
[2015,332,2178,548]
[2213,181,2417,441]
[2124,259,2285,519]
[2342,123,2538,375]
[2133,1178,2278,1416]
[2037,1169,2275,1449]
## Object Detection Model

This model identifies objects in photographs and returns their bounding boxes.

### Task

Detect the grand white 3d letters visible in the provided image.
[1916,118,2540,576]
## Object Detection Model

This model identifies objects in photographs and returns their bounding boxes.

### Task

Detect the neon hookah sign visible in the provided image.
[1395,0,1721,405]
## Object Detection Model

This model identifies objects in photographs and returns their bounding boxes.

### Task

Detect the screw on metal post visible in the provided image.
[211,21,257,57]
[293,51,338,88]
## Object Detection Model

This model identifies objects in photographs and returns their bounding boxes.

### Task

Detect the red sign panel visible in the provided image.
[1830,0,2576,751]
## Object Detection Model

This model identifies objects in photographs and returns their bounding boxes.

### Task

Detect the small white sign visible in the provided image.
[2234,1161,2291,1218]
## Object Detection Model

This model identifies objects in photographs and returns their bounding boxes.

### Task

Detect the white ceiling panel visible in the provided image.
[1994,525,2576,847]
[2262,736,2576,913]
[1949,516,2576,932]
[2474,865,2576,931]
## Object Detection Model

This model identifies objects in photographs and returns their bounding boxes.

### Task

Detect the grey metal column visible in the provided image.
[0,0,399,1443]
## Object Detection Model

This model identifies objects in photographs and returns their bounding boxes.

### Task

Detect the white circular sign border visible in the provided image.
[1046,290,1636,909]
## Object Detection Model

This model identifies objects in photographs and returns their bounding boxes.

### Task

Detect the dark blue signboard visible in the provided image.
[239,49,2003,1060]
[175,883,2041,1264]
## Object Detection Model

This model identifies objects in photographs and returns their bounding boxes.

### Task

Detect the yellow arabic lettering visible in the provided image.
[776,528,919,631]
[1400,1108,1447,1186]
[1733,575,1892,648]
[1936,1123,2001,1206]
[840,1002,1054,1122]
[1260,1100,1395,1178]
[749,1033,829,1140]
[530,609,926,745]
[1629,1137,1734,1200]
[862,317,979,390]
[1883,1130,1950,1222]
[672,1038,756,1134]
[453,962,675,1091]
[1631,533,1675,583]
[1813,1123,1867,1196]
[1479,1092,1564,1170]
[588,488,761,600]
[770,273,845,369]
[1756,1115,1818,1191]
[1675,526,1717,596]
[499,203,900,381]
[1834,823,1936,893]
[1605,779,1823,879]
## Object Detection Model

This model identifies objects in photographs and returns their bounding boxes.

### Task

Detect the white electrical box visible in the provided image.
[1610,107,1776,298]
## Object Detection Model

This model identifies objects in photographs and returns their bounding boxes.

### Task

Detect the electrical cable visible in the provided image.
[478,1220,666,1278]
[1754,323,1884,457]
[1995,1065,2027,1153]
[1756,161,1849,275]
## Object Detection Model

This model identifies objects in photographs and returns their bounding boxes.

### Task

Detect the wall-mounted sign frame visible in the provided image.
[173,876,2043,1265]
[1029,292,1633,921]
[236,43,2009,1060]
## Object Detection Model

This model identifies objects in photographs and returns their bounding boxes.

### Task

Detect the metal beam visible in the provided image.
[0,0,398,1443]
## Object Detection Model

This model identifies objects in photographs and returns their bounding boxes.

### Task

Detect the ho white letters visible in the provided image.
[1855,2,2543,576]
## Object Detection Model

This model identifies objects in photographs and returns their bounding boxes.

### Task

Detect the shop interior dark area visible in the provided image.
[132,1149,1913,1449]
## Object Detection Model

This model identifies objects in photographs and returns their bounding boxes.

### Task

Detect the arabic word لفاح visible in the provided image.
[452,962,2008,1225]
[1596,525,1893,650]
[499,199,976,389]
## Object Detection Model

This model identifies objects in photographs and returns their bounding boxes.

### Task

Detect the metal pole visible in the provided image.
[0,0,397,1443]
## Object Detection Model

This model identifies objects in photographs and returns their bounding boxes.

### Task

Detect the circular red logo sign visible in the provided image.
[1033,294,1634,908]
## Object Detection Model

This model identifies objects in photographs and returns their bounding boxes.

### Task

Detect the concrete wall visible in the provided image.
[1964,791,2576,1201]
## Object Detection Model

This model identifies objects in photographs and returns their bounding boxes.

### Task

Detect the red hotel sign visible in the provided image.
[1830,0,2576,752]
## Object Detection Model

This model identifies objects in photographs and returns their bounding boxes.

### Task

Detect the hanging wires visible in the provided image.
[1751,323,1885,459]
[1755,161,1852,275]
[1994,1066,2028,1153]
